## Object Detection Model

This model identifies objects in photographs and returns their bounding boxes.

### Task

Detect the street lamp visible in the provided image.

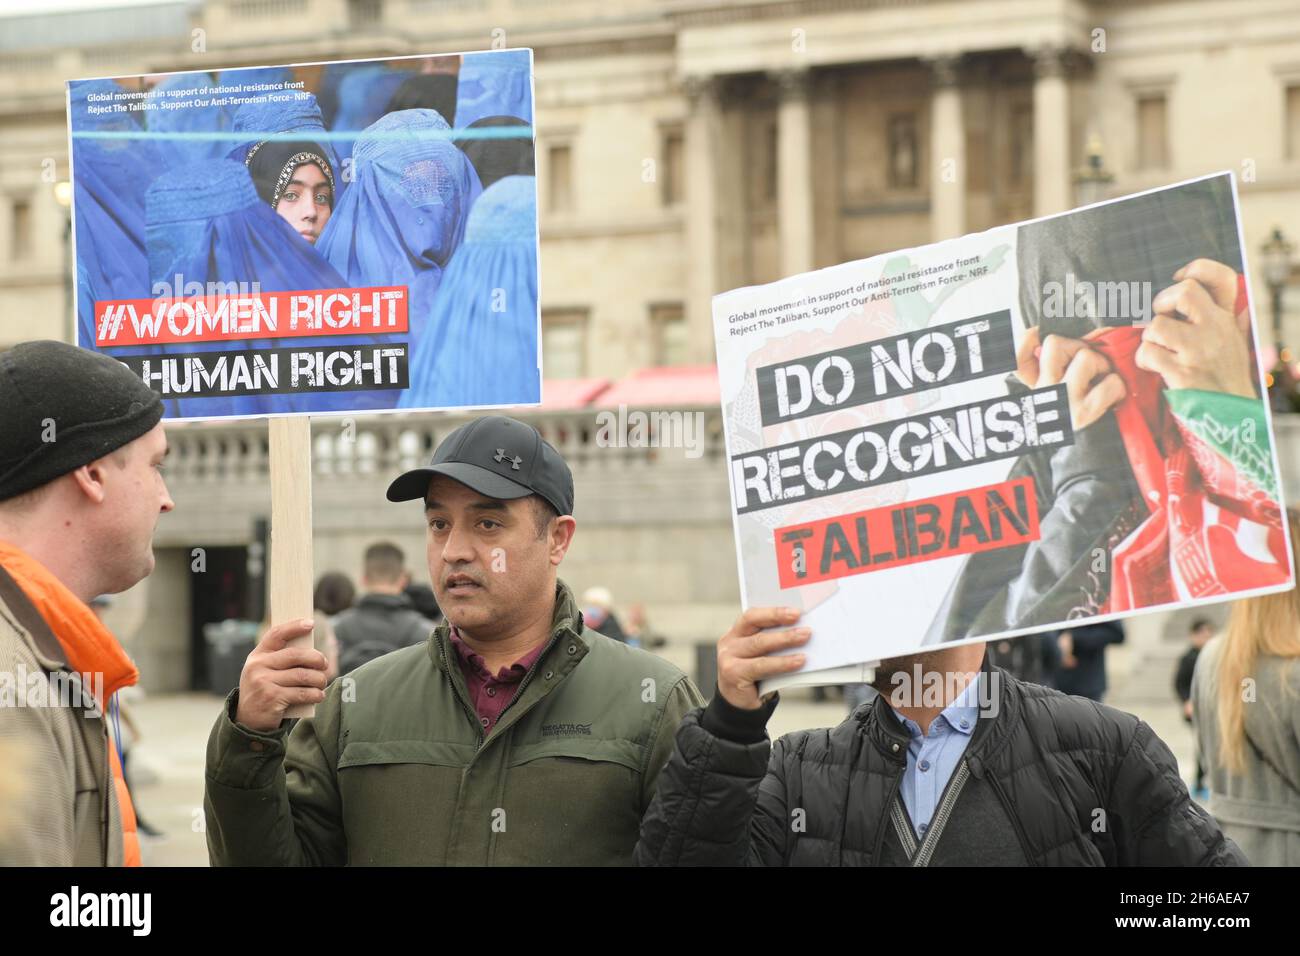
[1074,133,1114,208]
[1261,227,1296,412]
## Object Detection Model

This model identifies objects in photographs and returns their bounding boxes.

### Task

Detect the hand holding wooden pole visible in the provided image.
[268,416,316,719]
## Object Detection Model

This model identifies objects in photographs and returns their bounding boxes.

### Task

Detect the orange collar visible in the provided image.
[0,541,137,706]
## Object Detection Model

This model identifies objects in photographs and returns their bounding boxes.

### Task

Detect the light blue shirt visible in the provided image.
[890,672,982,839]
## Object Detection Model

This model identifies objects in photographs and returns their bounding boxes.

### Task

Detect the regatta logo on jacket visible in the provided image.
[541,721,592,737]
[49,886,151,936]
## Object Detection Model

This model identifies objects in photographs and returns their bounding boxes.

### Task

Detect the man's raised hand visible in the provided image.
[234,619,329,733]
[717,607,810,711]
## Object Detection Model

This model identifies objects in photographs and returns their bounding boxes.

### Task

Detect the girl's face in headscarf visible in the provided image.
[276,160,333,244]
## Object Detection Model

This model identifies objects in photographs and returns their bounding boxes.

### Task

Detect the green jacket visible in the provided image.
[204,580,703,865]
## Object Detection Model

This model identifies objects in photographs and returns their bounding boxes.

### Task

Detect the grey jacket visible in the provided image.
[0,565,125,866]
[1193,636,1300,866]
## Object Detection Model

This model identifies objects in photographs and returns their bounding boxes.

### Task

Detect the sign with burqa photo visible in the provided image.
[67,49,540,420]
[714,173,1294,689]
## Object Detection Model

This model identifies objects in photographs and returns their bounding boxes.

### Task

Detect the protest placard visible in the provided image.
[67,51,540,711]
[68,49,540,420]
[713,172,1294,689]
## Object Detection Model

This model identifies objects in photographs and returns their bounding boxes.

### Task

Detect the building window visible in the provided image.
[10,198,31,260]
[1287,85,1300,161]
[347,0,382,26]
[886,113,919,190]
[650,304,688,366]
[547,143,573,213]
[661,126,685,206]
[1136,93,1169,170]
[541,309,587,379]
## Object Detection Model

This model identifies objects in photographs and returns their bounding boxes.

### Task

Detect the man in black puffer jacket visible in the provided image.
[333,541,439,676]
[636,607,1246,866]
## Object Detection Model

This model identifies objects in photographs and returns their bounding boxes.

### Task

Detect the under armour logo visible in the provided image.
[494,448,522,470]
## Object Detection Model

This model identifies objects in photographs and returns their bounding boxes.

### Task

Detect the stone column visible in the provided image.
[929,54,966,242]
[773,67,815,277]
[1032,46,1073,217]
[684,74,722,363]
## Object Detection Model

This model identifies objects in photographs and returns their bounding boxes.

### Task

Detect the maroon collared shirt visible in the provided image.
[449,627,547,734]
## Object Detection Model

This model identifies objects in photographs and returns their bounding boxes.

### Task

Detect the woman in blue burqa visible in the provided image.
[68,79,164,354]
[455,50,532,129]
[397,175,539,409]
[145,157,361,418]
[225,91,343,195]
[148,72,231,170]
[330,64,417,161]
[317,108,482,406]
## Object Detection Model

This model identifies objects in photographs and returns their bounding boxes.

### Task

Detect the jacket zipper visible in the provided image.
[442,626,568,756]
[870,765,905,863]
[439,638,485,751]
[889,800,918,857]
[911,760,970,867]
[444,627,566,865]
[494,628,564,727]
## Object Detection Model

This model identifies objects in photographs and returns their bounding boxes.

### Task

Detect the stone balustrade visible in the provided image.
[163,406,730,485]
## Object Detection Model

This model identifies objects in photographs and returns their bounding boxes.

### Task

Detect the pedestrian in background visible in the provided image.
[332,541,437,675]
[1046,622,1125,702]
[1193,510,1300,865]
[1175,617,1215,799]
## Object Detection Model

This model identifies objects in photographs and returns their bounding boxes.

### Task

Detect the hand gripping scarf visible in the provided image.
[1092,277,1290,612]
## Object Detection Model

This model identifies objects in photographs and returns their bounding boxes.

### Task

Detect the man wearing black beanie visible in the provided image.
[0,340,174,866]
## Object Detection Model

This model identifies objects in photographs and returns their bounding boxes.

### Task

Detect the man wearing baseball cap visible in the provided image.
[0,341,173,866]
[204,415,703,865]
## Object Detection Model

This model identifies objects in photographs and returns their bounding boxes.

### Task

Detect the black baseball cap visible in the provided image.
[386,415,574,516]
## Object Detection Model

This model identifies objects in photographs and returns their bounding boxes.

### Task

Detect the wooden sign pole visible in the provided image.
[268,416,316,718]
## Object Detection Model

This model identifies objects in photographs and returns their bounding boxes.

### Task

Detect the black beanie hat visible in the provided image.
[0,341,164,503]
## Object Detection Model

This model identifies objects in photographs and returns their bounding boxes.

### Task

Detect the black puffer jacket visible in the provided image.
[333,593,438,676]
[636,659,1247,866]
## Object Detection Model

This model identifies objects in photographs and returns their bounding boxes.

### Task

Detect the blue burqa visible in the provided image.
[318,108,482,407]
[330,65,416,161]
[398,175,539,409]
[68,79,163,352]
[224,91,342,187]
[144,158,378,418]
[455,51,533,129]
[148,72,230,170]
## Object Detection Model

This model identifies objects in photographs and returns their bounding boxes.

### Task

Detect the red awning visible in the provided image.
[538,377,612,409]
[595,365,720,408]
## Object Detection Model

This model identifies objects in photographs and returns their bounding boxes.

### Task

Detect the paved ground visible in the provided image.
[127,650,1199,866]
